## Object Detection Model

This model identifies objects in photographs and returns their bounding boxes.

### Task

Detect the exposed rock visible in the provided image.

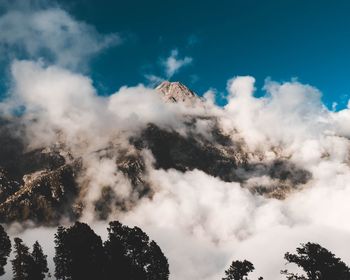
[156,81,198,104]
[0,161,80,224]
[116,153,151,197]
[0,168,21,204]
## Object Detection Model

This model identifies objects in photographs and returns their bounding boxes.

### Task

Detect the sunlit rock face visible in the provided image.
[156,81,198,104]
[0,82,311,225]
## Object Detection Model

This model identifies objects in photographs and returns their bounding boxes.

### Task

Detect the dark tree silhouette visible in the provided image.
[54,222,105,280]
[104,222,142,280]
[147,240,170,279]
[31,241,49,280]
[53,221,169,280]
[222,260,255,280]
[54,226,69,280]
[281,242,350,280]
[11,238,35,280]
[0,224,11,276]
[104,221,169,280]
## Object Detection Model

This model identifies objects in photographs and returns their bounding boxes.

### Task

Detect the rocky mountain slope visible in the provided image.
[0,82,311,224]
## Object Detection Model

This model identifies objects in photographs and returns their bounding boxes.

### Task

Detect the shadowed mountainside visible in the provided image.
[0,82,311,224]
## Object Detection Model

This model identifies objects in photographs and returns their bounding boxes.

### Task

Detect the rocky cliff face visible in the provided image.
[156,81,198,103]
[0,82,311,225]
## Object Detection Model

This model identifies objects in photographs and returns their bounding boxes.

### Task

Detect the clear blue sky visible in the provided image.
[5,0,350,109]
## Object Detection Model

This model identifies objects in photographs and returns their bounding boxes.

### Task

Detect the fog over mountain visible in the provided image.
[1,2,350,280]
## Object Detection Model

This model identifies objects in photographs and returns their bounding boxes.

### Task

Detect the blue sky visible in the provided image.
[2,0,350,109]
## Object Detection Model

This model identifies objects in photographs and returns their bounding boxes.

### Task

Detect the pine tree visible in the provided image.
[11,238,35,280]
[281,242,350,280]
[222,260,255,280]
[0,224,11,276]
[54,226,70,280]
[31,241,49,280]
[147,240,170,280]
[54,222,105,280]
[104,221,143,280]
[104,221,169,280]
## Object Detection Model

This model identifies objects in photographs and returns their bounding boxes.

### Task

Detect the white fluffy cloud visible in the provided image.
[116,123,350,279]
[145,49,193,85]
[163,49,193,78]
[0,3,120,69]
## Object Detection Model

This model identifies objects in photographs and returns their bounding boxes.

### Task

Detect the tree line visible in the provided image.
[222,242,350,280]
[1,222,350,280]
[0,221,169,280]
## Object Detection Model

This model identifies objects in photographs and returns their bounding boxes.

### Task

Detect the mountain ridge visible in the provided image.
[0,82,311,225]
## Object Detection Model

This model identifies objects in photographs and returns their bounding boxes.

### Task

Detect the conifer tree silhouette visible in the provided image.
[281,242,350,280]
[54,222,105,280]
[31,241,49,280]
[104,221,169,280]
[222,260,255,280]
[0,225,11,276]
[12,238,34,280]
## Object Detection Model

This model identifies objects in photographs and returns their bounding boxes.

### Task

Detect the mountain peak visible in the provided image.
[156,81,198,103]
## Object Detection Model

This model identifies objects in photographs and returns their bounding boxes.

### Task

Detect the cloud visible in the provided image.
[163,49,193,78]
[222,76,328,149]
[0,3,121,70]
[144,74,165,86]
[4,59,196,153]
[144,49,193,85]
